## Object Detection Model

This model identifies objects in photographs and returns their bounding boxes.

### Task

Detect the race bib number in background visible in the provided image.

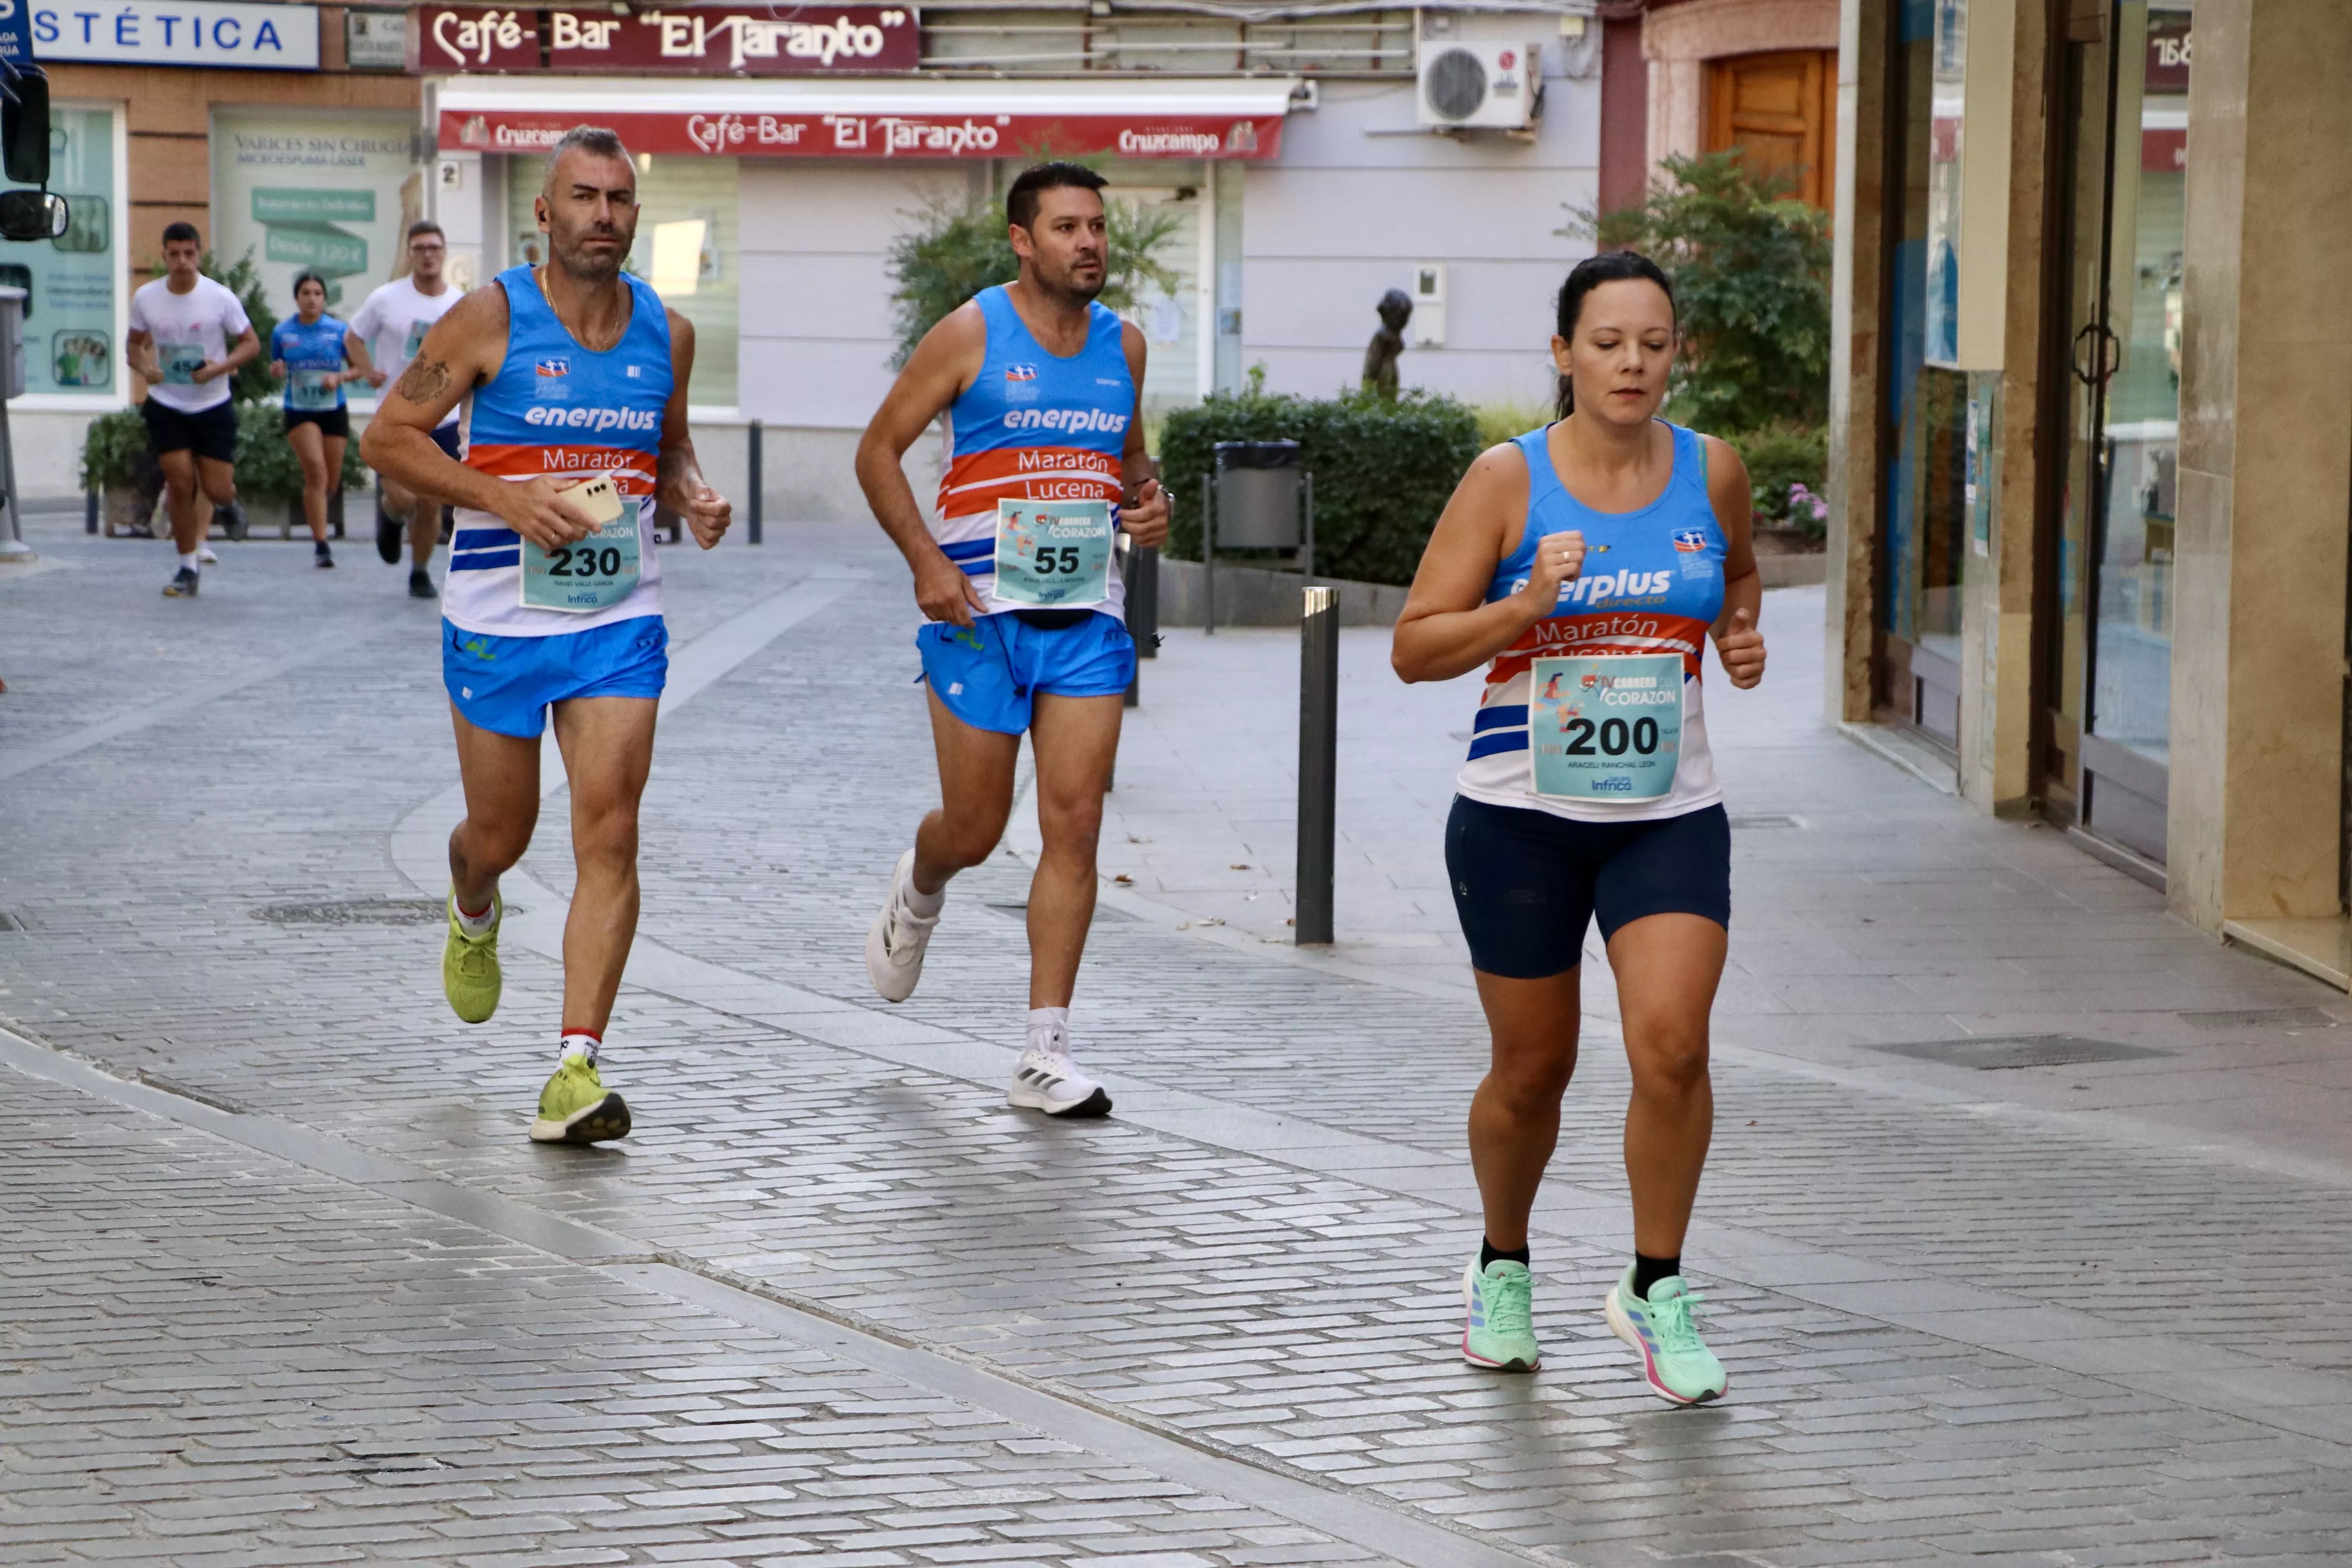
[992,498,1112,609]
[1529,653,1684,801]
[520,475,642,613]
[159,342,206,386]
[289,370,337,410]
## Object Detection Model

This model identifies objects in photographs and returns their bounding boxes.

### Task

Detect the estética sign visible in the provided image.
[441,106,1283,161]
[413,5,918,75]
[31,0,319,67]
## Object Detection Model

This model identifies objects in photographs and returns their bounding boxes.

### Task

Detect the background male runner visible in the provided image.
[349,221,465,599]
[362,126,731,1145]
[854,162,1170,1119]
[126,223,257,599]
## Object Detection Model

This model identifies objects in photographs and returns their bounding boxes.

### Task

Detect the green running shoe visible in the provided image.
[442,890,502,1024]
[530,1055,631,1144]
[1462,1256,1540,1372]
[1605,1267,1727,1404]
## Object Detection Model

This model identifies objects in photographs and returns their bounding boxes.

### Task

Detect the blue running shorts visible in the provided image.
[1445,796,1730,979]
[442,616,668,739]
[918,610,1136,736]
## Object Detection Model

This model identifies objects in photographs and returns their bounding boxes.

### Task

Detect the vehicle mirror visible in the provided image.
[0,188,68,242]
[3,67,50,187]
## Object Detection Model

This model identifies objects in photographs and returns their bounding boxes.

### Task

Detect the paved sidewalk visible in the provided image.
[4,512,2352,1567]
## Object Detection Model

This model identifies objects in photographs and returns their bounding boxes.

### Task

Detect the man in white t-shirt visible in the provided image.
[126,221,261,599]
[348,221,465,600]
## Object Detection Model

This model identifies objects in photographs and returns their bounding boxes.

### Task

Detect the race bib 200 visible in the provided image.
[1528,653,1684,801]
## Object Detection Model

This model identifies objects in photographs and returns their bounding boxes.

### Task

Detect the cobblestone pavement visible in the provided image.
[4,512,2352,1566]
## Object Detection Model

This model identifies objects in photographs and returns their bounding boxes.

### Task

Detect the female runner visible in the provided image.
[1391,251,1766,1402]
[269,271,354,568]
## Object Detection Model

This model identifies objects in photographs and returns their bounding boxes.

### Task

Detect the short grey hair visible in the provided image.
[541,125,631,194]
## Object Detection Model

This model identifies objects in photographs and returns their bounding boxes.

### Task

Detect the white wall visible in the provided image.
[1240,19,1601,413]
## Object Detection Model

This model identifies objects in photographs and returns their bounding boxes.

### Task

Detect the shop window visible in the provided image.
[0,106,119,396]
[507,153,737,408]
[1876,0,1968,747]
[210,108,427,318]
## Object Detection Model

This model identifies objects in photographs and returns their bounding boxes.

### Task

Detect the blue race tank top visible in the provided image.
[443,266,673,638]
[272,313,348,410]
[1456,422,1729,822]
[935,285,1134,622]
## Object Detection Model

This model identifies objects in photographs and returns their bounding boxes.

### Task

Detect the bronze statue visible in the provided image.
[1361,288,1413,401]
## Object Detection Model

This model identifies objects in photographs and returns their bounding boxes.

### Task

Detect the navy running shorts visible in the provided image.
[1445,795,1730,979]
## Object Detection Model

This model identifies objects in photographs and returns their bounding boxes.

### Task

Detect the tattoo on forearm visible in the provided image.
[395,357,452,403]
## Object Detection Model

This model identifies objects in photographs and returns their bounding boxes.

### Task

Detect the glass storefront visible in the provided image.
[1878,0,1969,745]
[2088,4,2188,770]
[2046,1,2188,865]
[0,106,119,396]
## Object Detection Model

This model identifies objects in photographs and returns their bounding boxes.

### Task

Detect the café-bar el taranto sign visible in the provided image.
[413,5,920,74]
[441,106,1285,161]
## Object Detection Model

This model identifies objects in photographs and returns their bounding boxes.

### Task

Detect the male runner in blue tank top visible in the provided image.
[362,126,732,1146]
[854,162,1171,1118]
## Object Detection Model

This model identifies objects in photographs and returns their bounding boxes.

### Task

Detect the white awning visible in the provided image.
[435,74,1301,120]
[434,74,1301,161]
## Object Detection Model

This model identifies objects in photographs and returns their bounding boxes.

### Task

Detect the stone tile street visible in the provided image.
[4,508,2352,1566]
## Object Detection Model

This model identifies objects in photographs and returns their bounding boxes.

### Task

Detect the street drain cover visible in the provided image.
[254,898,464,927]
[1872,1035,2169,1070]
[2178,1007,2336,1029]
[985,901,1138,923]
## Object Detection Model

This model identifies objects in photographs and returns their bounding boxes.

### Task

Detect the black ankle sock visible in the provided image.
[1632,1252,1681,1299]
[1479,1238,1531,1271]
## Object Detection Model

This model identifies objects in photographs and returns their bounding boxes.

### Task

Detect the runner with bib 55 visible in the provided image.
[1391,251,1766,1402]
[854,162,1170,1119]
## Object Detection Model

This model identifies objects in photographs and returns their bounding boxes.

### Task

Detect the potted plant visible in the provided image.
[80,407,164,535]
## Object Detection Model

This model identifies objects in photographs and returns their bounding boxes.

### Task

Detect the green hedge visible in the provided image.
[81,400,365,504]
[1726,421,1828,540]
[1161,387,1482,587]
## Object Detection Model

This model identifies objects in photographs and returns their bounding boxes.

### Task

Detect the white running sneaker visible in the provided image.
[1007,1041,1112,1118]
[864,848,940,1003]
[197,546,218,564]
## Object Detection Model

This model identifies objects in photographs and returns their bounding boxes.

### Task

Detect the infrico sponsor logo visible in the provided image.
[1002,407,1131,434]
[1118,128,1223,155]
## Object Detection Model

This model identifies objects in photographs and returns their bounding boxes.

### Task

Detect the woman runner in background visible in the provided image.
[1390,251,1766,1402]
[270,271,354,569]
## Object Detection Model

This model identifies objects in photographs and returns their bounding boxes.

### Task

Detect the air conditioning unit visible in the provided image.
[1417,40,1541,130]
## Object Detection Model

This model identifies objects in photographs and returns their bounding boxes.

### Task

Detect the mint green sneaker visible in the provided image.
[1462,1257,1540,1371]
[442,890,502,1025]
[530,1055,631,1145]
[1605,1267,1727,1404]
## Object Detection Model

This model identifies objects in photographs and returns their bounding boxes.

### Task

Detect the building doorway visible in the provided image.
[2042,2,2190,875]
[1706,48,1837,210]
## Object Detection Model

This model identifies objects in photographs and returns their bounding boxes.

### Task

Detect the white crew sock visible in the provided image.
[454,892,497,937]
[560,1030,599,1066]
[901,855,945,919]
[1027,1006,1070,1055]
[178,550,200,574]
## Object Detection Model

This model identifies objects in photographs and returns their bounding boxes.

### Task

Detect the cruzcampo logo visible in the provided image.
[254,188,372,305]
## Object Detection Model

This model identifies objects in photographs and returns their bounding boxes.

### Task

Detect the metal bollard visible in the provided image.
[84,486,97,534]
[1200,473,1215,636]
[1295,584,1338,945]
[746,419,763,544]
